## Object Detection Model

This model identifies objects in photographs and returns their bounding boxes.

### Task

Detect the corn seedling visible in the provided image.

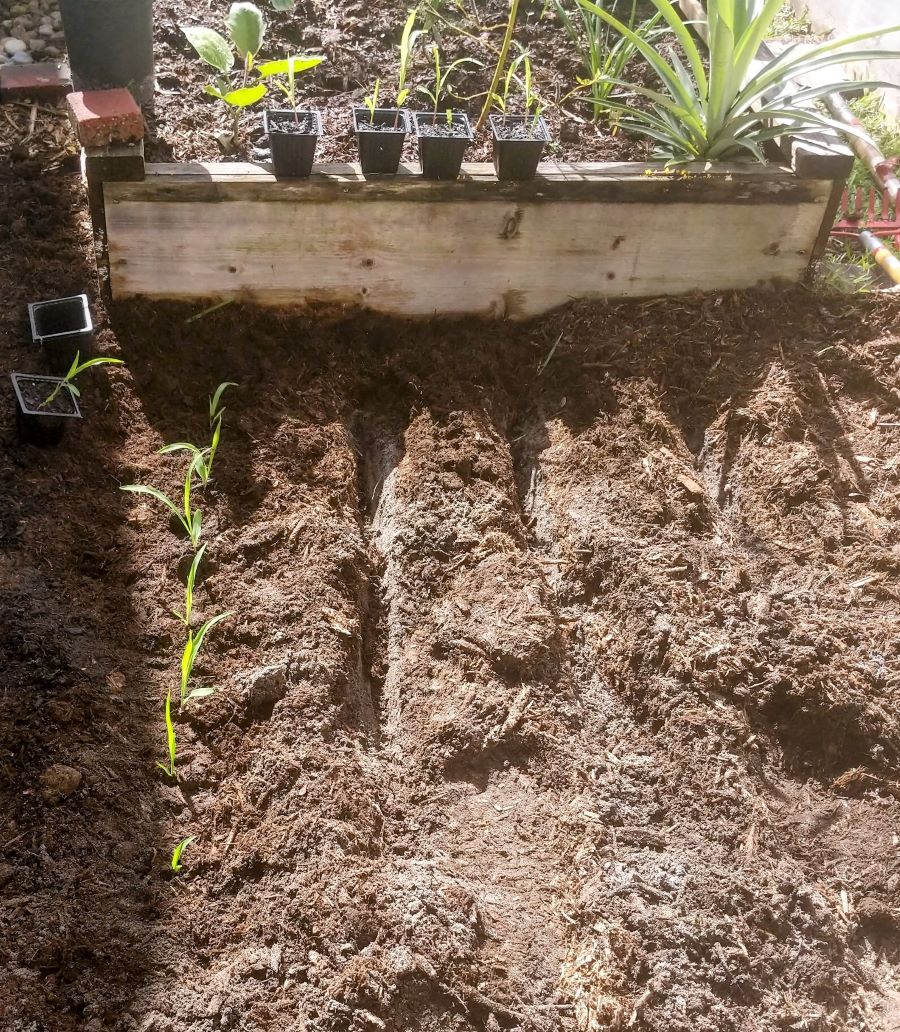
[159,382,237,488]
[574,0,900,162]
[491,50,545,130]
[173,543,207,628]
[180,611,233,707]
[171,836,195,873]
[396,8,422,105]
[416,44,482,116]
[121,455,203,550]
[41,352,123,409]
[363,78,380,123]
[258,53,326,121]
[182,2,267,148]
[157,691,177,778]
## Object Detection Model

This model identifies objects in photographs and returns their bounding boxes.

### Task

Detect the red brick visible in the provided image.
[0,61,72,103]
[66,88,144,148]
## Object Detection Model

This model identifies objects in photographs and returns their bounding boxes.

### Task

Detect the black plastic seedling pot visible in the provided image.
[353,108,411,174]
[489,114,550,181]
[28,294,93,376]
[414,112,473,180]
[264,108,322,178]
[11,373,82,447]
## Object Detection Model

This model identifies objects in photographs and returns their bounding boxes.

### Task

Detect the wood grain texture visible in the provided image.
[104,161,833,317]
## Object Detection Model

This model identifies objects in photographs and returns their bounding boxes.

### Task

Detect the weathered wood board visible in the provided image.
[104,161,836,318]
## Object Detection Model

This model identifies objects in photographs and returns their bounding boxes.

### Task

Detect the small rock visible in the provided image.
[27,36,43,51]
[36,21,50,34]
[247,663,287,715]
[39,763,82,803]
[10,50,31,62]
[2,34,26,53]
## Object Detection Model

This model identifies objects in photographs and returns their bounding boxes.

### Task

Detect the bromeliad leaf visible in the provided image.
[182,25,234,72]
[226,1,265,60]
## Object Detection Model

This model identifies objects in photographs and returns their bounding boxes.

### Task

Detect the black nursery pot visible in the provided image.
[353,107,411,174]
[489,114,550,181]
[264,108,322,178]
[414,112,473,181]
[28,294,93,376]
[11,373,82,447]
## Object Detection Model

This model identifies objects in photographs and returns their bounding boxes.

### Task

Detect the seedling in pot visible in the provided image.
[157,691,178,778]
[489,51,550,181]
[259,54,325,176]
[180,611,232,707]
[171,836,195,873]
[181,1,267,150]
[121,454,204,549]
[414,45,480,179]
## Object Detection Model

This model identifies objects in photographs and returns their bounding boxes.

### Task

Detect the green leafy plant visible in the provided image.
[41,352,123,409]
[575,0,900,162]
[397,8,423,105]
[157,691,177,778]
[181,2,267,147]
[121,456,204,550]
[416,44,482,117]
[171,835,195,873]
[552,0,662,120]
[258,54,326,118]
[180,611,233,707]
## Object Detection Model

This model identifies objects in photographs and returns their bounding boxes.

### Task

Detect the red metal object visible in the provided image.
[831,186,900,248]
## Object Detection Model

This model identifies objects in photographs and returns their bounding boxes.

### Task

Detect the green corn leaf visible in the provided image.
[160,691,177,777]
[121,484,190,533]
[209,382,238,423]
[182,25,234,72]
[226,2,265,59]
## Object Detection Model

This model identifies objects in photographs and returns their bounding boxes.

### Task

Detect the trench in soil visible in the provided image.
[1,283,900,1032]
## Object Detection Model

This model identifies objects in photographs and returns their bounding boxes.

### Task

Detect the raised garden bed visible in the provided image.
[99,155,846,315]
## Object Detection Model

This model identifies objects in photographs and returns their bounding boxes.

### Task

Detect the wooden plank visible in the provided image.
[105,169,830,317]
[108,160,826,207]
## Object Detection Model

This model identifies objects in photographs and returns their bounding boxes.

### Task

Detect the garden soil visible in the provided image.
[3,102,900,1032]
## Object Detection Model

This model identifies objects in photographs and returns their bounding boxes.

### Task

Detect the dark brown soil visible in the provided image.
[3,77,900,1032]
[148,0,654,165]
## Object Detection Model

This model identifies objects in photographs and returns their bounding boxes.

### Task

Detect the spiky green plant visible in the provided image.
[575,0,900,162]
[173,544,207,628]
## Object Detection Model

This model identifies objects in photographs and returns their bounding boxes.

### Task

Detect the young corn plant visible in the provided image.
[121,454,204,550]
[476,0,520,130]
[171,836,195,873]
[41,352,123,408]
[575,0,900,162]
[158,381,237,487]
[363,78,381,123]
[492,50,546,131]
[180,611,233,707]
[157,691,178,778]
[182,2,267,148]
[416,44,482,118]
[396,7,423,105]
[173,544,206,628]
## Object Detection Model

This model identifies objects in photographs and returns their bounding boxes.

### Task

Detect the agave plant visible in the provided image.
[575,0,900,161]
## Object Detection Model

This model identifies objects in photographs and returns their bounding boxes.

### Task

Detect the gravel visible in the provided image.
[0,0,64,66]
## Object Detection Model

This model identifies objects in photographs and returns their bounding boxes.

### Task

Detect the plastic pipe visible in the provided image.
[860,229,900,285]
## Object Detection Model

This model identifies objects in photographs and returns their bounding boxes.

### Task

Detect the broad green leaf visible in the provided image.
[226,2,265,60]
[257,56,324,78]
[224,84,267,108]
[182,25,234,72]
[203,84,226,101]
